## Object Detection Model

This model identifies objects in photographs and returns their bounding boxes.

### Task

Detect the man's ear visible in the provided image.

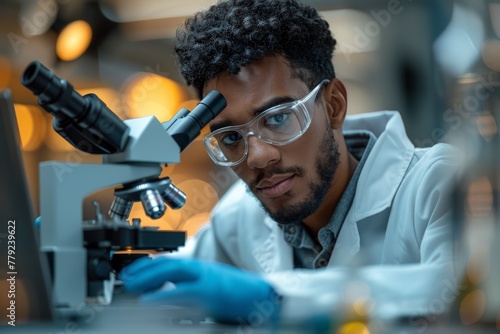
[322,79,348,129]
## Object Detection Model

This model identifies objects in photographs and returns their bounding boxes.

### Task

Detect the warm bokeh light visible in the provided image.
[56,20,93,61]
[337,321,370,334]
[466,244,490,286]
[123,73,190,121]
[176,178,219,215]
[476,112,498,141]
[343,280,374,318]
[182,212,211,237]
[0,55,11,89]
[14,104,46,151]
[161,163,176,179]
[176,99,199,111]
[482,39,500,71]
[460,289,485,325]
[352,298,375,317]
[466,176,494,218]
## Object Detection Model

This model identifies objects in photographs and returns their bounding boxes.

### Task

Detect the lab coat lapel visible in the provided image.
[328,111,414,267]
[328,209,360,266]
[346,112,414,222]
[251,216,294,273]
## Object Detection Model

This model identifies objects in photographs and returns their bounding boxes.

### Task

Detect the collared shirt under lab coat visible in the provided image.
[177,111,460,321]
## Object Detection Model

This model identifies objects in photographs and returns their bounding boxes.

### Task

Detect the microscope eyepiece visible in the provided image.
[21,61,130,154]
[22,61,87,120]
[189,90,227,129]
[166,90,227,152]
[22,61,54,96]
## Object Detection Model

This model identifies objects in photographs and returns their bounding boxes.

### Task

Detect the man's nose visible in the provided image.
[245,135,280,169]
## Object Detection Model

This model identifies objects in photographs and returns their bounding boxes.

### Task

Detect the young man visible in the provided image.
[120,0,459,324]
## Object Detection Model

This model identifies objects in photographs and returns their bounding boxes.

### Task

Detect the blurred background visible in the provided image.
[0,0,499,238]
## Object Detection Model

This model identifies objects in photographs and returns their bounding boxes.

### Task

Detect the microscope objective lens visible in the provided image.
[162,182,187,210]
[140,189,166,219]
[109,197,133,220]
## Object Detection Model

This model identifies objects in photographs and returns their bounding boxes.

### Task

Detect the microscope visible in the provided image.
[21,61,226,319]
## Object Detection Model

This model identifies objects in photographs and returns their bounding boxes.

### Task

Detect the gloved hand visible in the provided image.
[119,256,282,324]
[34,216,41,229]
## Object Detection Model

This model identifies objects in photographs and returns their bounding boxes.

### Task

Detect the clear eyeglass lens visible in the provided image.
[255,108,302,141]
[212,130,246,163]
[206,136,231,162]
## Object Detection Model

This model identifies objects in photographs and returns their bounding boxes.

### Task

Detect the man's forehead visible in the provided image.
[202,55,294,95]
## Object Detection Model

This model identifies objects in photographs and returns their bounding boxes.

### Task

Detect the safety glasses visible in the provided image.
[203,79,329,166]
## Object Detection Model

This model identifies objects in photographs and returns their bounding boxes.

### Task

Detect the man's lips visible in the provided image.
[257,175,295,198]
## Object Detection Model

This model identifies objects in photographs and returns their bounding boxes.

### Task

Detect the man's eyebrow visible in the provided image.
[210,119,234,132]
[252,96,295,117]
[209,96,295,133]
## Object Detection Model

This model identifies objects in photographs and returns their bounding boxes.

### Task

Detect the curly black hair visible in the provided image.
[174,0,337,98]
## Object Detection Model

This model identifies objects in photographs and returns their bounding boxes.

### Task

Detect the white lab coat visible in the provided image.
[177,111,460,321]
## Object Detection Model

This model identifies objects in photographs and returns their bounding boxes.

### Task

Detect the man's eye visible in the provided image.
[220,131,242,146]
[265,111,291,127]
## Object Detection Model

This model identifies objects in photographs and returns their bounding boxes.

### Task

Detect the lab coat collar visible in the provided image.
[252,218,294,272]
[344,111,414,221]
[328,111,415,266]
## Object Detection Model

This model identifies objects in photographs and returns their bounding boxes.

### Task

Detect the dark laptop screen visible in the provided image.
[0,90,52,324]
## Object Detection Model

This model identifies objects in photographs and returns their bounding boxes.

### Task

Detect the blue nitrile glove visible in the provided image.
[34,216,41,229]
[119,256,282,324]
